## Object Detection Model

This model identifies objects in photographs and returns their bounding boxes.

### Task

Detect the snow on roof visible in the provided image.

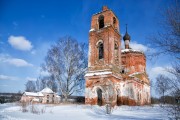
[24,92,44,97]
[89,28,95,32]
[37,92,44,96]
[85,71,112,77]
[41,87,54,93]
[121,49,143,54]
[89,25,111,32]
[93,11,104,16]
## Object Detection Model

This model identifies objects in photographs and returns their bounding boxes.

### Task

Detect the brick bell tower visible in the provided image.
[85,6,122,106]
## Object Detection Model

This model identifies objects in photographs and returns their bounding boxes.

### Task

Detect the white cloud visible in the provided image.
[121,41,152,53]
[149,66,171,80]
[8,35,33,51]
[26,77,37,81]
[130,42,148,52]
[0,74,18,80]
[0,53,33,67]
[6,58,33,67]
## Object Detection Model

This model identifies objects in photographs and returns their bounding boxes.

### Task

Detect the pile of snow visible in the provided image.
[0,103,169,120]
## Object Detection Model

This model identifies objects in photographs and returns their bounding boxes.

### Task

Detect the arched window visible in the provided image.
[98,15,104,29]
[97,88,102,106]
[98,42,104,59]
[114,42,119,64]
[113,17,116,24]
[114,43,118,50]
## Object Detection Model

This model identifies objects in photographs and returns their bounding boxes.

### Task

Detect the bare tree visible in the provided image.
[155,65,180,119]
[149,0,180,59]
[42,36,87,101]
[45,75,57,92]
[166,63,180,95]
[35,78,41,92]
[148,1,180,119]
[155,75,170,104]
[25,80,36,92]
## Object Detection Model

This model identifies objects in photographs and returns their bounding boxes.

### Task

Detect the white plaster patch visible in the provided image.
[129,72,143,77]
[88,43,91,67]
[85,87,97,98]
[85,71,112,77]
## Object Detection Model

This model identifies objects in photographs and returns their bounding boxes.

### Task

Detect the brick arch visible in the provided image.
[114,42,118,50]
[116,88,121,105]
[93,86,105,105]
[96,40,104,60]
[92,86,105,93]
[96,40,103,46]
[97,88,103,106]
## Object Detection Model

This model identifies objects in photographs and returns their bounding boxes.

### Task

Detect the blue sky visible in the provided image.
[0,0,173,95]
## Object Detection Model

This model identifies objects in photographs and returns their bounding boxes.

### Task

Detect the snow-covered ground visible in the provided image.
[0,103,168,120]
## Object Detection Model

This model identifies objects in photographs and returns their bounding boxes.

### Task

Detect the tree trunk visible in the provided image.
[163,90,165,104]
[64,94,68,102]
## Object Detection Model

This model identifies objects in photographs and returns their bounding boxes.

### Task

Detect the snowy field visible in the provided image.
[0,103,168,120]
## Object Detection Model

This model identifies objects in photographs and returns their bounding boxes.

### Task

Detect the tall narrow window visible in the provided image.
[113,17,118,31]
[114,43,118,50]
[114,43,119,64]
[97,88,102,106]
[113,17,116,24]
[98,15,104,29]
[98,42,104,59]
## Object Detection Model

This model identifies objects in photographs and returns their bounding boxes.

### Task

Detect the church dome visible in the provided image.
[123,32,131,41]
[123,24,131,41]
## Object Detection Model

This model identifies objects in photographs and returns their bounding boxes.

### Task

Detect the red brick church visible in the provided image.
[85,6,150,106]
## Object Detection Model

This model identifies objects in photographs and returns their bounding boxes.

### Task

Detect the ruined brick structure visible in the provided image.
[85,6,150,106]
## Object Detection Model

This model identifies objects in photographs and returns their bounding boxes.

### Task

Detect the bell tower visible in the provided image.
[88,6,121,70]
[85,6,122,106]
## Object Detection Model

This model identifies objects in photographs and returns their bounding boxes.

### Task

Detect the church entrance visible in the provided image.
[97,88,102,106]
